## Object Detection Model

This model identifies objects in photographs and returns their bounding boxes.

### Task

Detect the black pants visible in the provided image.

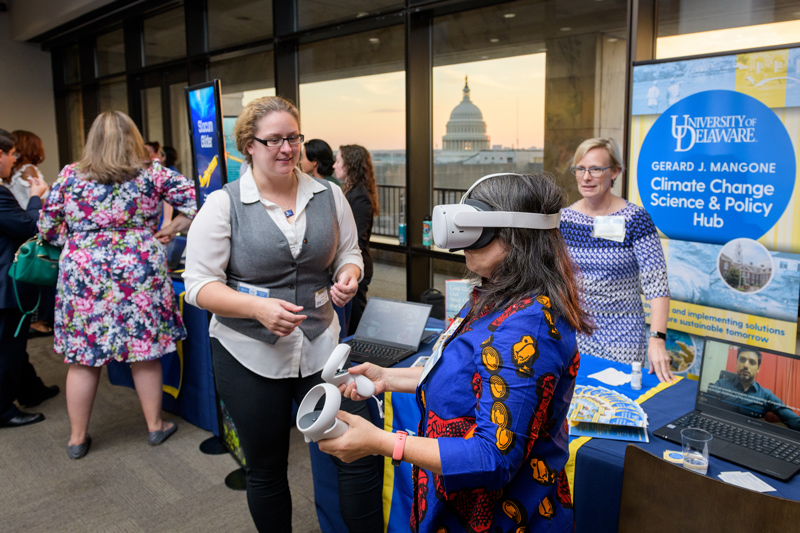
[211,338,383,533]
[347,276,372,337]
[0,309,42,420]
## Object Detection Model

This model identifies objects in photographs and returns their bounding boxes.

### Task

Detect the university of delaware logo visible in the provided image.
[670,113,757,152]
[671,115,695,152]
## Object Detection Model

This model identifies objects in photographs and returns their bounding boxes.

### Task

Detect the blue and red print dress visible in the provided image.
[412,289,579,532]
[38,162,197,366]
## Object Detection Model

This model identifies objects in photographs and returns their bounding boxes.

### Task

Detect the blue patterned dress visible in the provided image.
[38,162,197,366]
[412,289,579,532]
[559,200,669,364]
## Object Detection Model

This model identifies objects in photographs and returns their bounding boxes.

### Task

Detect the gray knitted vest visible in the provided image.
[216,178,338,344]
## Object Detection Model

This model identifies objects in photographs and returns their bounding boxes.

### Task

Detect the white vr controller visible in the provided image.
[296,383,349,443]
[320,344,376,398]
[296,344,376,443]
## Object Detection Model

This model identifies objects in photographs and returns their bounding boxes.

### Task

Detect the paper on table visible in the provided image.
[717,471,776,492]
[587,367,632,387]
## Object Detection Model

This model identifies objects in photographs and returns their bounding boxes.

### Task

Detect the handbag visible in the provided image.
[7,235,61,336]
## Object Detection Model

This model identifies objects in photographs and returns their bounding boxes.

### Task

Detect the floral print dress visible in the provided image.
[38,162,197,366]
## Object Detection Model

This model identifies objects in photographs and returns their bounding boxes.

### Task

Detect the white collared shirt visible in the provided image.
[183,168,364,378]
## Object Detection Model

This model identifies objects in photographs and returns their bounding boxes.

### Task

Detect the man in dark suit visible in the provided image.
[0,128,56,427]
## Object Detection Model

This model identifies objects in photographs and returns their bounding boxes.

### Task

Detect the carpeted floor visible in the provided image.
[1,335,321,533]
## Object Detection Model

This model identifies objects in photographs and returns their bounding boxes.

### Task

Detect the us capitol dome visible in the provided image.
[438,76,490,163]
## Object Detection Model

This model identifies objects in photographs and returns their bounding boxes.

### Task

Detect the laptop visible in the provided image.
[653,337,800,481]
[346,297,432,367]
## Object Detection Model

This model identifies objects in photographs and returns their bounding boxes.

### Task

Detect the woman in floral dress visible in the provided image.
[38,111,196,459]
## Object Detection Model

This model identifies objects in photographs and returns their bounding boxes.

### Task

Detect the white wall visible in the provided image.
[0,12,59,181]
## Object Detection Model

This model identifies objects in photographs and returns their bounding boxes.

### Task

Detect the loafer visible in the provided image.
[19,385,60,408]
[0,411,45,428]
[148,421,177,446]
[67,436,91,460]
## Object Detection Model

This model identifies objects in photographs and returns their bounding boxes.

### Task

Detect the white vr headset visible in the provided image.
[432,173,562,251]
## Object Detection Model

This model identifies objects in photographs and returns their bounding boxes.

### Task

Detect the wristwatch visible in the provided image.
[649,330,667,341]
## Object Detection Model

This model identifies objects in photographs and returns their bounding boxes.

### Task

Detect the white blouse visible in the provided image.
[183,169,364,379]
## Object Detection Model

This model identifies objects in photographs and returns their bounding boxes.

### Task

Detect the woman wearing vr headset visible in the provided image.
[560,137,673,382]
[183,96,382,532]
[321,173,590,532]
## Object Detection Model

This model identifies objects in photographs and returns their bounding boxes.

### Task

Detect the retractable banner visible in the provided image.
[629,48,800,358]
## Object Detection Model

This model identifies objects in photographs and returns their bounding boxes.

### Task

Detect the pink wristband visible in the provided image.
[391,431,408,466]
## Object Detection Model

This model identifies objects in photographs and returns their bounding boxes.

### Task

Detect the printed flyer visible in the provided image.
[631,48,800,354]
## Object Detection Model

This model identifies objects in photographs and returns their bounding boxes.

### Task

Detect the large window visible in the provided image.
[209,49,276,181]
[98,78,128,114]
[299,24,406,294]
[96,28,125,77]
[144,7,186,65]
[299,25,405,240]
[657,1,800,59]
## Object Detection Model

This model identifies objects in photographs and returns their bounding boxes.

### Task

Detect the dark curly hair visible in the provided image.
[339,144,379,217]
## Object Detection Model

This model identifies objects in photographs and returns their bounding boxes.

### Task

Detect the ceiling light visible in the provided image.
[503,13,516,19]
[356,12,369,18]
[369,38,380,44]
[489,38,500,43]
[607,37,618,42]
[560,27,572,32]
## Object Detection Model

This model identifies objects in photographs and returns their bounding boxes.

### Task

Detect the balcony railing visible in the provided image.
[373,185,468,238]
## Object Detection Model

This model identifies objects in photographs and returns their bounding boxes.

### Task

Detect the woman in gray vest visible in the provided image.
[183,96,382,532]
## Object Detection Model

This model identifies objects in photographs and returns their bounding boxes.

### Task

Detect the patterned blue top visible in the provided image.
[412,289,579,532]
[559,200,669,364]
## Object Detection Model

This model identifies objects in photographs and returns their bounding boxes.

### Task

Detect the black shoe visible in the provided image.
[19,385,60,408]
[0,411,45,428]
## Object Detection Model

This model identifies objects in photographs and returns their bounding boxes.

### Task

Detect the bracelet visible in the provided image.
[391,431,408,466]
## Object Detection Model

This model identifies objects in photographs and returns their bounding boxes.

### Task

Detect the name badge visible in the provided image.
[238,282,270,299]
[418,317,463,385]
[315,287,330,308]
[592,215,626,242]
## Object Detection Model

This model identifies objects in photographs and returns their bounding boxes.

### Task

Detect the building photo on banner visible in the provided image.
[629,46,800,376]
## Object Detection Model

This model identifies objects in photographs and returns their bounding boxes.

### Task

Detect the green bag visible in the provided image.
[8,235,61,336]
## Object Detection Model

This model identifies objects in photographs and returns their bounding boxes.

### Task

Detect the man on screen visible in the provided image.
[709,348,800,431]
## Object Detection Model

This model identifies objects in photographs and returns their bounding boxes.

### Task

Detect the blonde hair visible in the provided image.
[78,111,149,184]
[572,137,625,172]
[233,96,300,165]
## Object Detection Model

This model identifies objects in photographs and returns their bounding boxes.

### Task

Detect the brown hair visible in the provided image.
[338,144,379,217]
[466,173,593,334]
[233,96,300,166]
[11,130,45,171]
[77,111,149,184]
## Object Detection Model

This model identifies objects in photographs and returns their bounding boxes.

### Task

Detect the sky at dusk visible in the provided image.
[241,53,546,152]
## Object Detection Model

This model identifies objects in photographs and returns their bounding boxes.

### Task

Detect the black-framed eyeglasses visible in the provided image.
[253,134,304,148]
[570,166,612,178]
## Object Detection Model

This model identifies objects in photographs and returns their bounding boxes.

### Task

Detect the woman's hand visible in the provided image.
[253,298,307,336]
[29,177,49,198]
[340,363,386,400]
[317,411,387,463]
[154,212,192,244]
[647,338,675,383]
[331,264,360,306]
